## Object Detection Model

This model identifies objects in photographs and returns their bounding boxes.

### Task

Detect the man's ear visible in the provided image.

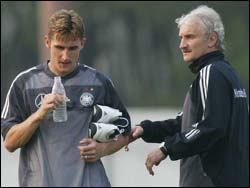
[81,37,87,49]
[44,35,51,48]
[208,32,218,48]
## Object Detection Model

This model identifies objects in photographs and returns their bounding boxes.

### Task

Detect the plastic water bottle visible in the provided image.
[52,76,67,122]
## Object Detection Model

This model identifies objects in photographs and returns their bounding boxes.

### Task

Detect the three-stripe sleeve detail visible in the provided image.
[199,65,211,120]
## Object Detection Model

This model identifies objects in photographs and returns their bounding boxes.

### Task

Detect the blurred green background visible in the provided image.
[1,1,249,109]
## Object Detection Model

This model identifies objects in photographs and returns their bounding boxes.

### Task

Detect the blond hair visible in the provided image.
[48,9,85,41]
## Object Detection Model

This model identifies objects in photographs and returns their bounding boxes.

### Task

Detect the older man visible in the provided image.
[128,5,249,187]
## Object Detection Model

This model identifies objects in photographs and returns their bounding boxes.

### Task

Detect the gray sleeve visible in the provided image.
[1,77,28,140]
[97,73,131,136]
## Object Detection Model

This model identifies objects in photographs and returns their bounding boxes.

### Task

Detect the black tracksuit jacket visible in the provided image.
[140,51,249,187]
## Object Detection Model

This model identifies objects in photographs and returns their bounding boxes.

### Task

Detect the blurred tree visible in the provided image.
[1,1,38,109]
[1,1,249,109]
[37,1,75,62]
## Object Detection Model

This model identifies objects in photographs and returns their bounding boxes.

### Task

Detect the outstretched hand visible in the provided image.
[124,125,144,151]
[145,148,167,176]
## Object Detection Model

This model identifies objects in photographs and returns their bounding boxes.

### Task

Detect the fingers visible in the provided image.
[46,93,64,106]
[79,148,96,156]
[78,138,98,162]
[79,150,96,161]
[145,149,165,176]
[145,158,155,176]
[80,152,97,162]
[36,93,65,119]
[40,93,63,111]
[132,125,144,138]
[124,145,129,152]
[125,126,144,152]
[78,142,96,156]
[79,138,93,145]
[128,125,144,144]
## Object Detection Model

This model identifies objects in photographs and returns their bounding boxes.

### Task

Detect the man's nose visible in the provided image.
[61,49,69,60]
[179,39,187,49]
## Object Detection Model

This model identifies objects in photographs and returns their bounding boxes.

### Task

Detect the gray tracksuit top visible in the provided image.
[1,62,131,187]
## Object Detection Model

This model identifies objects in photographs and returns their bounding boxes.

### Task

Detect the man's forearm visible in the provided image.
[4,111,43,152]
[99,135,129,157]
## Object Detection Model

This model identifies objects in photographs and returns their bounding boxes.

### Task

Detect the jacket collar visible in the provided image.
[189,51,225,74]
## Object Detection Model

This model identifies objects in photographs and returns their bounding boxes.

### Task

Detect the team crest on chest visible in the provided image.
[80,92,94,107]
[35,93,47,108]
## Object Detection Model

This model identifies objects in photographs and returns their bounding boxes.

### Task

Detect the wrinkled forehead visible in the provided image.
[178,20,204,36]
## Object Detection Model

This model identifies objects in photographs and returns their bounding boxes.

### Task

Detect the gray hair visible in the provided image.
[175,5,225,51]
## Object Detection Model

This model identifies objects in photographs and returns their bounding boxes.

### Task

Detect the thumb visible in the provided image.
[155,160,161,166]
[79,138,92,145]
[133,128,141,138]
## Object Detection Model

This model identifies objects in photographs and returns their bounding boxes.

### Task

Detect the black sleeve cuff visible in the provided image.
[139,120,153,139]
[159,142,168,156]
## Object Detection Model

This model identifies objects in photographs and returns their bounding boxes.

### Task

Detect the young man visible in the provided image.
[1,9,131,187]
[127,5,249,187]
